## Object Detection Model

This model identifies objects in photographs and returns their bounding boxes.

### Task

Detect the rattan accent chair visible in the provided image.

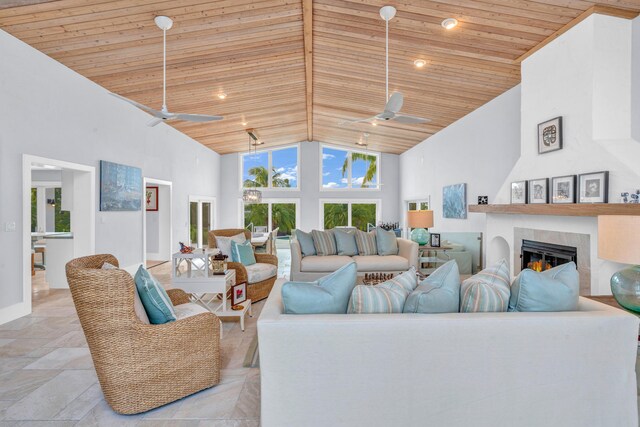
[208,229,278,302]
[65,254,220,415]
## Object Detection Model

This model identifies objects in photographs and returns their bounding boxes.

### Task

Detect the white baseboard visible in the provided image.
[0,302,31,326]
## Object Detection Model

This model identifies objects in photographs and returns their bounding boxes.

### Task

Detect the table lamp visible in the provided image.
[407,210,434,245]
[598,215,640,312]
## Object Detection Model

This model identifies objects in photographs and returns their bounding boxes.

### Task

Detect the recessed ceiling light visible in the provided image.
[413,59,427,68]
[241,122,248,126]
[371,121,377,126]
[441,18,458,30]
[217,93,227,100]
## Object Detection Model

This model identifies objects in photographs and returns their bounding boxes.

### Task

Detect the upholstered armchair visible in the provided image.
[208,229,278,302]
[65,254,220,415]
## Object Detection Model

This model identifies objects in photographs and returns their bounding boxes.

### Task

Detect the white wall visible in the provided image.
[633,15,640,142]
[494,15,639,204]
[0,30,221,313]
[486,14,640,295]
[399,85,522,233]
[219,141,400,231]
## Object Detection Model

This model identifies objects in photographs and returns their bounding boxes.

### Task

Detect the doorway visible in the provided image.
[189,196,216,248]
[143,178,172,268]
[23,155,95,311]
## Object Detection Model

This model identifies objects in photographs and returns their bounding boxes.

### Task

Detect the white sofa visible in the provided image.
[258,280,639,427]
[290,237,418,281]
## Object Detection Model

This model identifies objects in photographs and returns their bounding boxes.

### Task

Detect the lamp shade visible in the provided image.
[598,215,640,265]
[407,210,434,228]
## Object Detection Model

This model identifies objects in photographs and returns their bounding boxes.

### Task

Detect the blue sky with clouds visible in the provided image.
[322,147,376,188]
[243,147,297,187]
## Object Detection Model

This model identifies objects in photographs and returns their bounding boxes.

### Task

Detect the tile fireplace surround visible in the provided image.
[514,228,590,295]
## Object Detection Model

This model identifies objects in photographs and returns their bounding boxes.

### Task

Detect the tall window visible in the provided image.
[31,188,37,232]
[241,145,298,190]
[320,199,380,231]
[242,199,299,236]
[321,145,379,190]
[407,199,429,211]
[54,188,71,232]
[189,196,215,248]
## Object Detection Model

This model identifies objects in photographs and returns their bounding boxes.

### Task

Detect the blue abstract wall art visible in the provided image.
[100,160,142,211]
[442,183,467,219]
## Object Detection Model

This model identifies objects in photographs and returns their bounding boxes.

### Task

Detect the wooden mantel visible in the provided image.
[469,204,640,217]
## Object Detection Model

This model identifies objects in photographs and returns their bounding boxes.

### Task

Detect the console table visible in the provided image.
[418,245,453,275]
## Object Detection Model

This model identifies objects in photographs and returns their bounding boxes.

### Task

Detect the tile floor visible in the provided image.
[5,249,640,425]
[0,264,263,426]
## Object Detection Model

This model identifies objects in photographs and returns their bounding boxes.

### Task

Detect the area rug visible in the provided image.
[243,335,260,368]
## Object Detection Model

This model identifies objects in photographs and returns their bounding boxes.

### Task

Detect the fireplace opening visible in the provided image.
[521,240,577,272]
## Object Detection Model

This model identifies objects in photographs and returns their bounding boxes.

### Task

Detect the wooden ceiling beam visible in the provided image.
[302,0,313,141]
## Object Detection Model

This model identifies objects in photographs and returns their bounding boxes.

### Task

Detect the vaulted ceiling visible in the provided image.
[1,0,639,154]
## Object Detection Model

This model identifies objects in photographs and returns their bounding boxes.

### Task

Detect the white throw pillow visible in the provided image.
[216,233,247,257]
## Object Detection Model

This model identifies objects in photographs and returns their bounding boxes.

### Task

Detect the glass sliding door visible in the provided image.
[271,203,296,236]
[240,199,300,237]
[323,203,348,229]
[321,199,380,231]
[189,197,215,248]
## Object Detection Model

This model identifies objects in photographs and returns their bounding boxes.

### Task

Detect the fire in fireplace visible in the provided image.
[521,240,577,272]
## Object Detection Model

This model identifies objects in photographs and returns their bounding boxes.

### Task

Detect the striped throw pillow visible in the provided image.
[355,230,377,256]
[460,259,511,312]
[348,268,418,314]
[311,229,337,256]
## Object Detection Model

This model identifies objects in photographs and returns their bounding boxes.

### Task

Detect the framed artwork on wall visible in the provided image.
[528,178,549,204]
[538,116,563,154]
[442,183,467,219]
[100,160,142,211]
[146,186,158,211]
[551,175,576,204]
[511,181,528,204]
[578,171,609,203]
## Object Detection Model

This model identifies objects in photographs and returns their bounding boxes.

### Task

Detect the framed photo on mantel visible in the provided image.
[578,171,609,203]
[511,181,528,204]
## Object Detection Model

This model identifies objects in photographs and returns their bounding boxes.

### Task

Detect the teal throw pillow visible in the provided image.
[348,268,418,314]
[509,262,579,312]
[460,259,511,312]
[231,240,256,266]
[294,229,316,257]
[334,228,358,256]
[134,265,176,324]
[282,262,357,314]
[375,227,399,256]
[354,229,377,256]
[311,229,337,256]
[404,260,461,313]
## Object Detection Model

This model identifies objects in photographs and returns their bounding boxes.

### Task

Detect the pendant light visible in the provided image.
[242,133,262,203]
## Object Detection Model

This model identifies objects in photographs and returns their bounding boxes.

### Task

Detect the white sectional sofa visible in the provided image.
[290,237,418,281]
[258,280,639,427]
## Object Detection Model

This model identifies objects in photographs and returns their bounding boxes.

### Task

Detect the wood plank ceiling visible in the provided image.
[1,0,639,154]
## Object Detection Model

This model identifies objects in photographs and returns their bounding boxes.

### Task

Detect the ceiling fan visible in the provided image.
[110,16,223,127]
[343,6,430,126]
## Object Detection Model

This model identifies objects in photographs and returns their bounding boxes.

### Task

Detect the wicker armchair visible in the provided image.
[65,254,220,415]
[208,229,278,302]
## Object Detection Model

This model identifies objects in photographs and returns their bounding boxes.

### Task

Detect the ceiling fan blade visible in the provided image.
[393,114,431,124]
[173,113,224,122]
[109,92,161,116]
[340,116,377,126]
[384,92,403,114]
[147,118,165,127]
